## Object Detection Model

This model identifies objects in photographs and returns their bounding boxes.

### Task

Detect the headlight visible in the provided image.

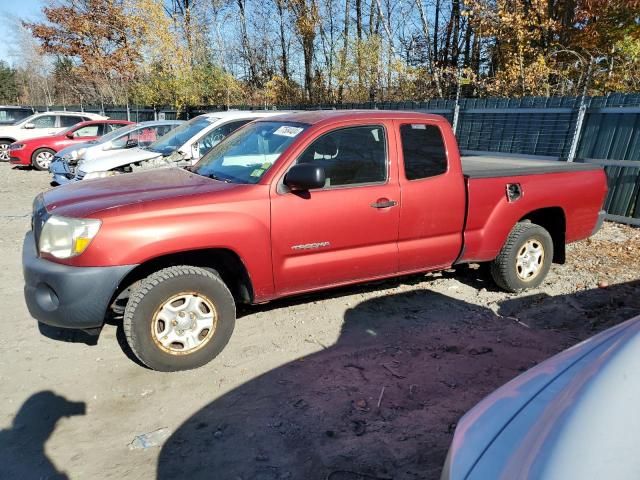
[39,216,101,258]
[67,148,86,161]
[83,170,120,180]
[9,143,25,150]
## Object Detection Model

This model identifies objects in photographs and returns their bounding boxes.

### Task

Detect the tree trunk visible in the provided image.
[275,0,290,80]
[337,0,349,101]
[433,0,440,64]
[450,0,460,67]
[416,0,443,97]
[237,0,260,86]
[356,0,362,90]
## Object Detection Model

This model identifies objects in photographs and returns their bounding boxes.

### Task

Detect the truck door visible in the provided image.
[394,120,466,272]
[270,123,400,295]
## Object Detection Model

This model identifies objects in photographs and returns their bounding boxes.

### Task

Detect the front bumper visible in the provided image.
[49,158,76,185]
[22,232,136,329]
[9,150,30,165]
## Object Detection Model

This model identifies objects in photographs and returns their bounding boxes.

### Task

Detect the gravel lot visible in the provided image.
[1,162,639,480]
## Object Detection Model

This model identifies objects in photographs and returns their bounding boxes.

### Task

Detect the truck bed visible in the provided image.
[461,154,601,179]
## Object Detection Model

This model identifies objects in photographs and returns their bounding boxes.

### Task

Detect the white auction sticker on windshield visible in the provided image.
[274,126,303,137]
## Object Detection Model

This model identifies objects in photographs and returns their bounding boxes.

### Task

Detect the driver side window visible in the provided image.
[297,125,387,188]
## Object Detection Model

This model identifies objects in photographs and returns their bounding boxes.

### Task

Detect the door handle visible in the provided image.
[370,199,398,209]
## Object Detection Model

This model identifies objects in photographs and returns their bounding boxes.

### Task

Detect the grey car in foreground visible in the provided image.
[442,315,640,480]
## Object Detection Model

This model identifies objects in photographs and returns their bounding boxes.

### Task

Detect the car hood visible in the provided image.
[445,316,640,480]
[78,147,160,172]
[42,168,242,218]
[19,134,64,146]
[56,141,96,157]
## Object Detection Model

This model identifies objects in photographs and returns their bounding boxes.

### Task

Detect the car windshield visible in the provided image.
[146,116,218,156]
[193,121,308,184]
[15,113,40,126]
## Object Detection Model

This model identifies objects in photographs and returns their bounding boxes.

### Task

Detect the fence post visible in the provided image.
[452,103,461,135]
[567,58,593,162]
[567,104,586,162]
[452,67,462,135]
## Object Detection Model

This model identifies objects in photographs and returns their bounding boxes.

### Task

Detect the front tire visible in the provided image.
[0,140,11,161]
[123,266,236,371]
[490,222,553,292]
[32,148,56,171]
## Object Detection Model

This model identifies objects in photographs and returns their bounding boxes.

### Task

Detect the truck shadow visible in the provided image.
[158,280,640,480]
[237,263,493,319]
[0,391,86,480]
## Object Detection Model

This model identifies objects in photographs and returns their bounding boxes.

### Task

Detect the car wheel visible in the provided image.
[490,222,553,292]
[0,141,11,162]
[31,148,56,171]
[123,266,236,372]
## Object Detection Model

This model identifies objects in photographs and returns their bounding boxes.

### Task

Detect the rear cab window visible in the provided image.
[399,123,448,180]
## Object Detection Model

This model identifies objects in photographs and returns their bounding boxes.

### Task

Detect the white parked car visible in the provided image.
[0,111,106,161]
[73,111,288,181]
[49,120,184,185]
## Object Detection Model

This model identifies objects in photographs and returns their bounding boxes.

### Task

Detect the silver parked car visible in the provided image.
[49,120,183,185]
[442,314,640,480]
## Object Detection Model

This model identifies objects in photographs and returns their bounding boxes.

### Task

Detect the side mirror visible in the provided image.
[23,122,35,129]
[284,164,326,191]
[125,138,138,148]
[66,132,75,139]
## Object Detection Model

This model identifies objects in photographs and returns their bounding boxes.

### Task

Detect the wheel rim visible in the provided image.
[35,151,54,169]
[0,144,9,161]
[151,292,218,355]
[515,238,545,281]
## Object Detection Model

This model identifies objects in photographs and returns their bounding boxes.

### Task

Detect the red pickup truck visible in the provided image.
[23,111,607,371]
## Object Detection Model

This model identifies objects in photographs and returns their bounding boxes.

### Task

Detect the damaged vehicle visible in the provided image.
[49,120,183,185]
[71,111,288,181]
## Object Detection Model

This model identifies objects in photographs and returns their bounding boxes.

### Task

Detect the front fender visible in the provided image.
[66,200,274,299]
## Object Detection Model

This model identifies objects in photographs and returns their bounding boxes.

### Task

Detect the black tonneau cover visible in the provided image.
[462,154,601,179]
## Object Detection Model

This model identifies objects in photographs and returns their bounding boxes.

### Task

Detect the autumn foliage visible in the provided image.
[8,0,640,108]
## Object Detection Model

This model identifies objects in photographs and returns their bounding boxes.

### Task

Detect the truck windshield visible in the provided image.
[146,116,218,156]
[193,121,308,184]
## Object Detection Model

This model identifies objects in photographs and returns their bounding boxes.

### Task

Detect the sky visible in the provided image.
[0,0,43,64]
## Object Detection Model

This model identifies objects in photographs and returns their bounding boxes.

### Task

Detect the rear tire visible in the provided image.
[490,222,553,292]
[123,266,236,371]
[32,148,56,171]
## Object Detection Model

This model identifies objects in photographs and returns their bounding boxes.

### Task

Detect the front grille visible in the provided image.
[32,194,49,254]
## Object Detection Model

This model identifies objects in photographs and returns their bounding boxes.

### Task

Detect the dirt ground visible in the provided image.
[0,162,639,480]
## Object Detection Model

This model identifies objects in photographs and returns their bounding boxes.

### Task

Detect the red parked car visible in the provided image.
[23,111,607,371]
[9,119,133,170]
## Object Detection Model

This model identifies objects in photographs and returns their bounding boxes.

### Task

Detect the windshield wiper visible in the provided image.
[207,173,232,183]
